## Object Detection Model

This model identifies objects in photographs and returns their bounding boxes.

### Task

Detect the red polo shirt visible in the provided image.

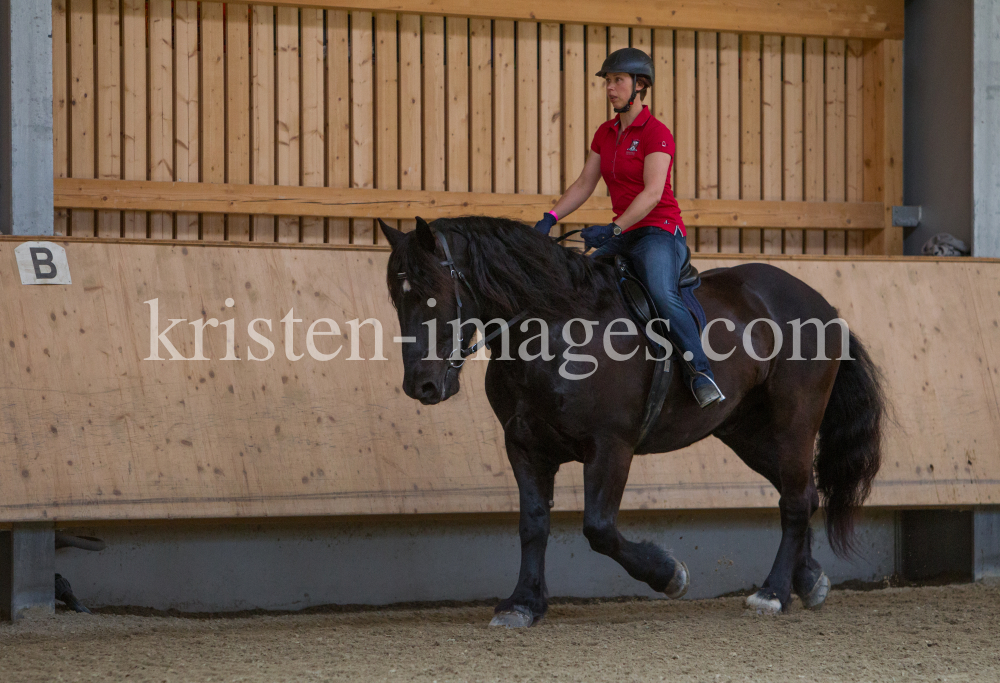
[590,105,686,236]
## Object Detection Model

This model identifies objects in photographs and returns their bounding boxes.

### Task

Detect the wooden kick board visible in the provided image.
[0,239,997,522]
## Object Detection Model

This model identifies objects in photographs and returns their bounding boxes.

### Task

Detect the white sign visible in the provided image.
[15,242,72,285]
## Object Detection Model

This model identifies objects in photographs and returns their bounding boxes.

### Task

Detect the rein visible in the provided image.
[397,227,585,389]
[397,230,527,378]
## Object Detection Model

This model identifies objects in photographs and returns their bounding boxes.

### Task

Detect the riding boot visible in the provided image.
[689,371,725,408]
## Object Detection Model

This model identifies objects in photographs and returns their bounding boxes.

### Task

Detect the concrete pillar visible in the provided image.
[974,508,1000,581]
[0,523,55,620]
[0,0,53,236]
[974,0,1000,257]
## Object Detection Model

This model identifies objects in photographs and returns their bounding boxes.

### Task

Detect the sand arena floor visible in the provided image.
[1,581,998,682]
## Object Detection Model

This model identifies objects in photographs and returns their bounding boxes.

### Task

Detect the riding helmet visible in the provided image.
[595,47,654,84]
[597,48,654,113]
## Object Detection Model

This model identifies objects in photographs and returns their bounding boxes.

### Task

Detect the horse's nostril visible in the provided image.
[419,382,438,399]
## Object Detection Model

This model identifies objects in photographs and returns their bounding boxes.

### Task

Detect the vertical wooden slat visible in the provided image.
[696,32,718,253]
[300,9,325,243]
[122,0,146,238]
[53,0,68,235]
[423,16,446,195]
[804,36,825,254]
[631,28,652,113]
[276,7,300,244]
[516,21,538,195]
[674,31,696,202]
[251,5,275,242]
[862,39,884,254]
[652,29,673,132]
[761,34,783,254]
[445,17,469,193]
[493,20,516,194]
[718,32,740,253]
[539,23,561,195]
[69,0,96,236]
[846,38,864,255]
[469,18,492,193]
[783,36,804,254]
[608,25,629,119]
[326,10,351,244]
[883,39,903,258]
[201,3,226,241]
[561,23,586,237]
[740,34,762,253]
[374,11,398,243]
[148,0,172,238]
[174,1,199,240]
[586,25,608,196]
[862,39,903,256]
[398,14,423,233]
[826,38,847,255]
[226,3,251,242]
[95,0,120,238]
[563,24,585,197]
[351,11,374,243]
[609,25,629,52]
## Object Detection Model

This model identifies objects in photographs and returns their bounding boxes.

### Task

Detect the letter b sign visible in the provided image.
[15,242,72,285]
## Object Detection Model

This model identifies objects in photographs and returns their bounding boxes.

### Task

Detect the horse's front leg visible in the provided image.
[582,436,689,598]
[491,421,557,628]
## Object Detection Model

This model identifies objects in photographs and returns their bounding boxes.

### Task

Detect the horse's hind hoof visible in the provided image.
[489,605,535,628]
[799,572,830,610]
[664,561,690,599]
[746,591,782,615]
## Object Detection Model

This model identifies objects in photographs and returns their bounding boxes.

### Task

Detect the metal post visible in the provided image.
[974,0,1000,257]
[974,508,1000,581]
[0,523,55,620]
[0,0,53,236]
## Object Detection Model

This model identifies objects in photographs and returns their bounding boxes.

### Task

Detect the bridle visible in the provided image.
[396,229,527,386]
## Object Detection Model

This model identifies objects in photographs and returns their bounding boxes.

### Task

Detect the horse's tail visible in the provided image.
[815,331,886,559]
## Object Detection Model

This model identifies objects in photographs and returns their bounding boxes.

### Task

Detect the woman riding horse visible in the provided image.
[533,47,724,408]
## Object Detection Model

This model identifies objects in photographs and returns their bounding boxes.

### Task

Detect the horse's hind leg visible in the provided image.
[793,523,831,610]
[747,452,820,614]
[719,430,826,614]
[581,436,689,598]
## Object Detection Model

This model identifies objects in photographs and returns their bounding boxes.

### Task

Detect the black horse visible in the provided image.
[379,216,885,626]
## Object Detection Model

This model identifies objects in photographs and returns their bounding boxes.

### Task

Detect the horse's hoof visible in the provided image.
[799,572,830,610]
[489,605,534,628]
[746,591,782,615]
[664,561,690,599]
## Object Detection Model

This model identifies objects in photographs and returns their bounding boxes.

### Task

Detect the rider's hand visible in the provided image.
[582,222,619,249]
[533,212,557,235]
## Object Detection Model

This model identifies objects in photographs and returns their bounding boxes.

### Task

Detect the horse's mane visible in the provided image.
[386,216,618,320]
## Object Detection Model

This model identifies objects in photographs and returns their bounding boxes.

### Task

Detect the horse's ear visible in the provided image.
[414,216,437,253]
[377,219,406,250]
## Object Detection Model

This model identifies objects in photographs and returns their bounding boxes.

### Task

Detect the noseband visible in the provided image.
[396,229,527,382]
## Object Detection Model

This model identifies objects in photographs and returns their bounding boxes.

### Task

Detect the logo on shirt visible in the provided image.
[626,139,640,153]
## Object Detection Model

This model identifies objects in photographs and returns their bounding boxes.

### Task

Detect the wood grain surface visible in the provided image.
[0,240,995,521]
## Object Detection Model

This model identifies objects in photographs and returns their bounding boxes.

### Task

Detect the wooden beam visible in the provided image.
[54,179,885,229]
[192,0,904,39]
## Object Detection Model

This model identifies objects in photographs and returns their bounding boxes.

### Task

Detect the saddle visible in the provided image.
[601,244,708,447]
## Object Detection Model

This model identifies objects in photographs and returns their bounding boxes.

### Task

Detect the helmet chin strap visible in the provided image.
[613,77,639,114]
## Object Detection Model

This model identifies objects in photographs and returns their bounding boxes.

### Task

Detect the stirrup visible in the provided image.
[689,371,725,407]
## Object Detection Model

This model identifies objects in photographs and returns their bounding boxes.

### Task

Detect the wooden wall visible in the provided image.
[0,238,997,523]
[51,0,903,255]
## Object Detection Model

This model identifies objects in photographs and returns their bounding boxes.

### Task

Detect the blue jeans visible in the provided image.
[592,226,714,378]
